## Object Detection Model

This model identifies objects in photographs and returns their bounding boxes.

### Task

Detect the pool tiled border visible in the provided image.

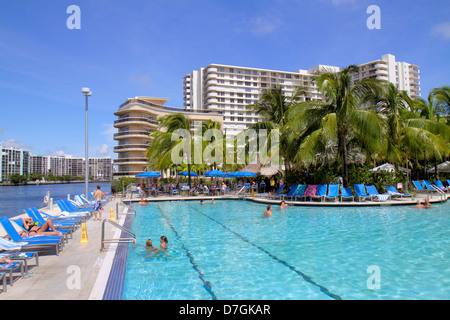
[102,214,133,300]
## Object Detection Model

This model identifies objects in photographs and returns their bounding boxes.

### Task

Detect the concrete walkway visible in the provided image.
[0,198,130,300]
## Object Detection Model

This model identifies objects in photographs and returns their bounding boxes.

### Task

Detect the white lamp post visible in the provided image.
[81,87,92,200]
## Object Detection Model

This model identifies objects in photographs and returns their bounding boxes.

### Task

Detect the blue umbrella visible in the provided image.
[204,170,225,177]
[224,171,240,178]
[136,171,162,178]
[179,171,198,177]
[239,171,257,177]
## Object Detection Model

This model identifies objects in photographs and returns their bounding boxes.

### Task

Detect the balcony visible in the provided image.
[113,157,148,165]
[114,117,158,128]
[114,144,149,152]
[114,130,153,140]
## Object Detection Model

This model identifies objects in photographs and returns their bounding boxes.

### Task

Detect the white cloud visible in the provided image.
[0,138,31,150]
[52,150,72,157]
[248,17,278,35]
[101,123,116,137]
[433,22,450,40]
[129,73,155,87]
[97,144,110,155]
[237,15,282,36]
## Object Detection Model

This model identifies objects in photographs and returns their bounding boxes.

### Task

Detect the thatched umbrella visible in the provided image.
[260,164,283,177]
[240,160,261,175]
[240,159,283,177]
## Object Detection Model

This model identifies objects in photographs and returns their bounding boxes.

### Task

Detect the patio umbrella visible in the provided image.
[204,170,225,177]
[370,163,411,173]
[224,171,240,178]
[238,171,257,177]
[427,161,450,173]
[136,171,162,178]
[179,171,198,177]
[260,164,283,177]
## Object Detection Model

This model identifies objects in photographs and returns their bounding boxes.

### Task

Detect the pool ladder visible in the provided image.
[100,219,136,251]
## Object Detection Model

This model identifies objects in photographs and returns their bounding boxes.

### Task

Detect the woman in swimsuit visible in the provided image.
[22,218,63,236]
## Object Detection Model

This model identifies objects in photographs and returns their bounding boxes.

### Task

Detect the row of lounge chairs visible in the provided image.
[412,180,450,193]
[269,183,413,202]
[0,195,95,293]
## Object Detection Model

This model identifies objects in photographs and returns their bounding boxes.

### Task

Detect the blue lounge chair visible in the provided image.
[366,185,391,201]
[295,185,316,201]
[0,238,39,269]
[0,260,24,288]
[25,209,74,239]
[270,185,285,198]
[422,180,434,190]
[324,184,339,201]
[30,207,81,228]
[312,184,328,201]
[412,180,425,191]
[385,186,412,199]
[434,180,449,192]
[287,184,306,201]
[0,272,6,293]
[0,217,62,256]
[1,251,39,273]
[278,185,298,200]
[74,195,94,208]
[354,184,372,201]
[340,187,354,202]
[56,200,90,220]
[11,217,70,244]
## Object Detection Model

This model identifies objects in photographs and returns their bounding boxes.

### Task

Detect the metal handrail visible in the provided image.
[100,219,136,251]
[428,184,446,202]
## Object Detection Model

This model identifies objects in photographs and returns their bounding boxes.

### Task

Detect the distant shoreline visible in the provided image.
[0,180,112,186]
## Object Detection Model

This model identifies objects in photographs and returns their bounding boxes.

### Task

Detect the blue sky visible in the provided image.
[0,0,449,159]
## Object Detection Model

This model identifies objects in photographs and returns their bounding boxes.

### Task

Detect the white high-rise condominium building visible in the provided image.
[183,54,420,136]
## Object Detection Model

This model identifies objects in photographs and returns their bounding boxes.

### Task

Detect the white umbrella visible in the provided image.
[370,163,411,173]
[427,161,450,173]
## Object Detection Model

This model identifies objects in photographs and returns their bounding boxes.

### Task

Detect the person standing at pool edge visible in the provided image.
[93,185,107,221]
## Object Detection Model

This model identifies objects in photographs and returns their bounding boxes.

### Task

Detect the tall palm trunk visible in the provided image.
[338,131,349,187]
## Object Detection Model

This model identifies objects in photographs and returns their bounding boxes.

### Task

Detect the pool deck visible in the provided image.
[0,192,448,300]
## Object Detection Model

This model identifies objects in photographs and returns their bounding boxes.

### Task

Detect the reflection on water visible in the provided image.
[0,182,111,218]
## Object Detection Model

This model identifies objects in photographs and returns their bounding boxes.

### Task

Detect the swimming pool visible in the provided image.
[122,200,450,300]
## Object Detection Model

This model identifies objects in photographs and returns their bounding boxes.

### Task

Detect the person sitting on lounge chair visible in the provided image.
[22,217,63,236]
[0,257,14,267]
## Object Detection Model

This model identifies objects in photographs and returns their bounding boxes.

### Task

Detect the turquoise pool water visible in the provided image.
[122,200,450,300]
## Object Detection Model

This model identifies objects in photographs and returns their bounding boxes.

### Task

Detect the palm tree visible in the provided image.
[375,83,450,178]
[373,82,414,166]
[431,86,450,119]
[287,65,385,187]
[146,114,223,187]
[145,113,196,187]
[247,86,307,171]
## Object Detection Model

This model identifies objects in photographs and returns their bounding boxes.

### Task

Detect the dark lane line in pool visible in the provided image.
[156,205,217,300]
[188,204,342,301]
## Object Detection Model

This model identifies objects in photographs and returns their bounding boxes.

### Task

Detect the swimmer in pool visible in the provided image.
[133,238,157,252]
[149,236,170,257]
[280,200,289,209]
[263,205,272,216]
